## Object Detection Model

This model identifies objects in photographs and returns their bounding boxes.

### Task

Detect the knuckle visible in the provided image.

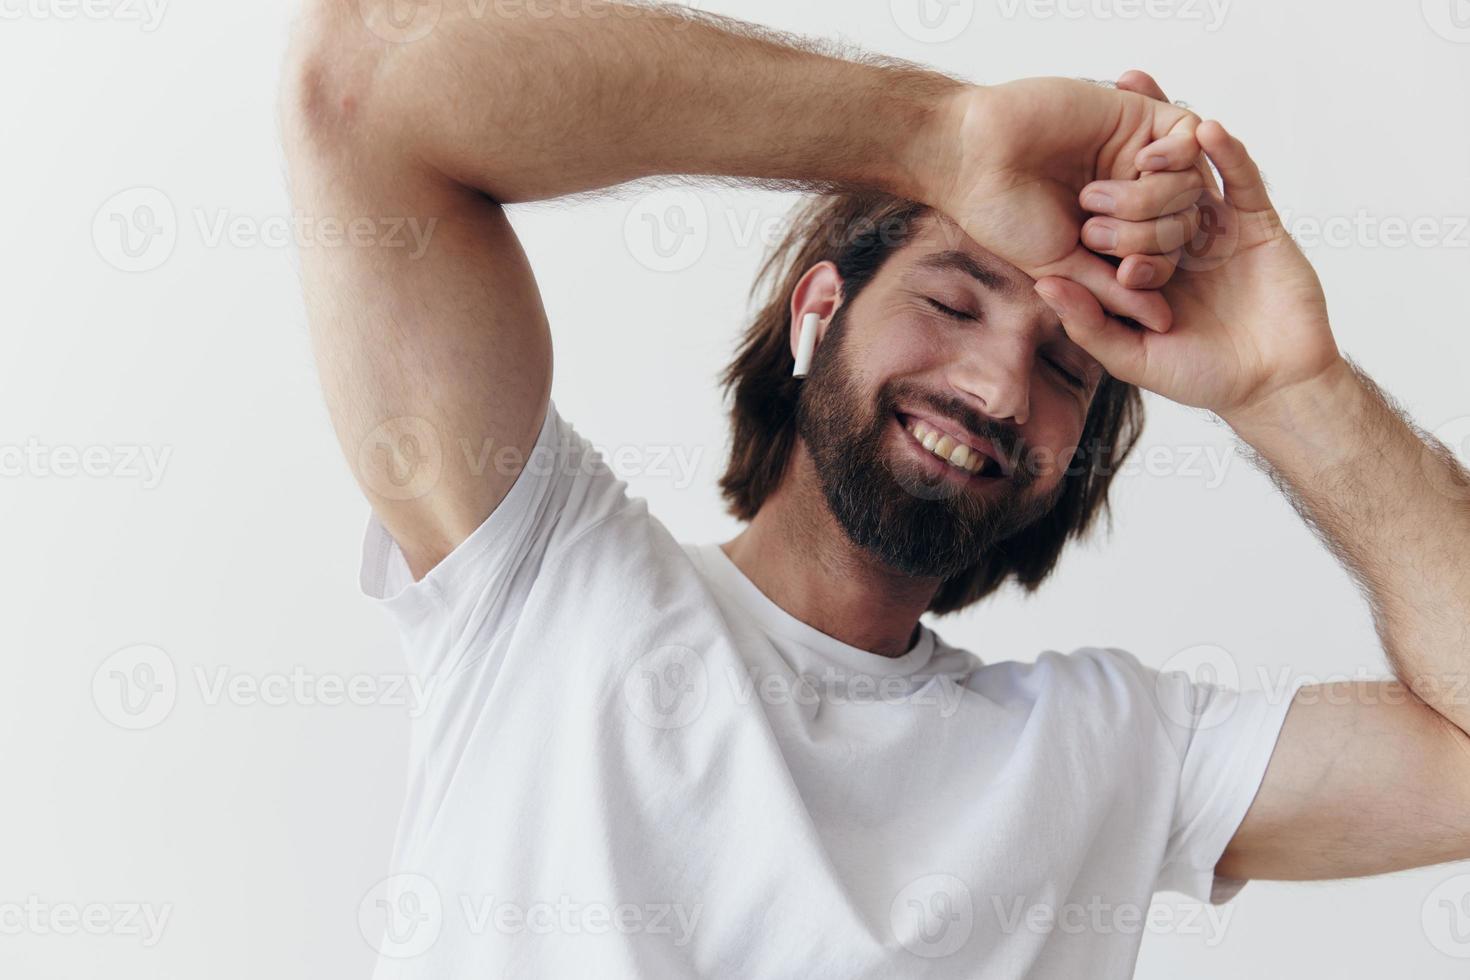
[1116,194,1147,220]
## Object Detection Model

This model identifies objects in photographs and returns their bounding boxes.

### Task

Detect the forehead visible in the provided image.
[886,211,1034,296]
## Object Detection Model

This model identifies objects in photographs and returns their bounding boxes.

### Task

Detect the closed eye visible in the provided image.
[924,297,977,321]
[1045,357,1085,390]
[925,294,1085,390]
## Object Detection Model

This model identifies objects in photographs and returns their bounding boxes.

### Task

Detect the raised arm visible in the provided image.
[279,1,1202,579]
[1044,70,1470,884]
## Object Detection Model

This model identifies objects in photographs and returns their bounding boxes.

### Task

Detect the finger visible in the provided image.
[1198,119,1274,214]
[1116,69,1169,103]
[1116,71,1222,199]
[1043,247,1173,332]
[1117,250,1183,289]
[1194,150,1224,199]
[1033,276,1150,386]
[1135,123,1201,174]
[1081,169,1205,221]
[1082,207,1199,257]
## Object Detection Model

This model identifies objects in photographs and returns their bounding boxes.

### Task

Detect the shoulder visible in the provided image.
[948,642,1164,697]
[935,640,1191,744]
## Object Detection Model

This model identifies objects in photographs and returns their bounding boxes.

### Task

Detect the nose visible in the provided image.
[947,337,1032,427]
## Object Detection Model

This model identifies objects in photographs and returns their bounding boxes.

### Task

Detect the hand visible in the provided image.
[934,77,1208,331]
[1031,70,1343,421]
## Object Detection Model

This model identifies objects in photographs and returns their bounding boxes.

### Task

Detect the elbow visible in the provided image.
[279,1,516,197]
[278,0,387,161]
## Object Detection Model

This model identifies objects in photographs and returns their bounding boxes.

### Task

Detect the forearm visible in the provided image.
[1224,356,1470,731]
[291,0,966,204]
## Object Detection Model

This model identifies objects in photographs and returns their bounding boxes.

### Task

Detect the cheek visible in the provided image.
[1019,415,1088,485]
[854,317,944,380]
[866,312,952,370]
[1031,374,1093,428]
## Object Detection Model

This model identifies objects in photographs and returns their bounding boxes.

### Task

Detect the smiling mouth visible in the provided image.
[894,412,1007,480]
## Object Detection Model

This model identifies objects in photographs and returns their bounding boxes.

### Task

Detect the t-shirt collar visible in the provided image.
[689,541,937,678]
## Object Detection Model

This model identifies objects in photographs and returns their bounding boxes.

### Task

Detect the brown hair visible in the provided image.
[717,191,1147,616]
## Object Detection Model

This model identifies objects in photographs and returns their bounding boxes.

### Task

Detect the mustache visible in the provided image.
[879,385,1029,476]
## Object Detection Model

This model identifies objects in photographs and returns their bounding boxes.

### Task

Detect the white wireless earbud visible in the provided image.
[792,312,820,378]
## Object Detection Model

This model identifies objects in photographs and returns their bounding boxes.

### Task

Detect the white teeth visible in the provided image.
[906,419,990,475]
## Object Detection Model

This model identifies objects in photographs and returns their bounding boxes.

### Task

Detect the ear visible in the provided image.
[788,261,844,366]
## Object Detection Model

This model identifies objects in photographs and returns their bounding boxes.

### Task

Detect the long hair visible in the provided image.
[717,191,1147,616]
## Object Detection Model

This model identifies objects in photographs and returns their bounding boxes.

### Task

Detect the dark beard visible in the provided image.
[794,305,1065,580]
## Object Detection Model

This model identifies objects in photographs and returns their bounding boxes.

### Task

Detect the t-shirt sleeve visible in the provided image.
[357,397,633,679]
[1149,661,1307,904]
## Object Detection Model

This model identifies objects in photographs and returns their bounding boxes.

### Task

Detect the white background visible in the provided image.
[3,0,1470,976]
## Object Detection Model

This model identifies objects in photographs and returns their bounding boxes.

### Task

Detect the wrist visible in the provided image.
[901,82,990,207]
[1221,355,1359,452]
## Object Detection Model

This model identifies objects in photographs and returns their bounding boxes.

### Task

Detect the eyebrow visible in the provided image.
[911,250,1019,297]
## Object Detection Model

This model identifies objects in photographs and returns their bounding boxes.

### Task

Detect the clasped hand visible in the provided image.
[937,70,1342,422]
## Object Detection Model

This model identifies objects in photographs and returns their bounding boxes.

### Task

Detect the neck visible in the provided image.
[719,445,939,659]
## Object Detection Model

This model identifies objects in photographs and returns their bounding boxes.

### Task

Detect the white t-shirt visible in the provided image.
[358,398,1303,979]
